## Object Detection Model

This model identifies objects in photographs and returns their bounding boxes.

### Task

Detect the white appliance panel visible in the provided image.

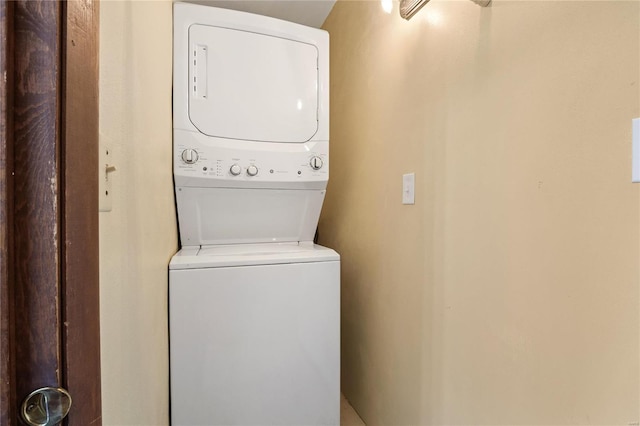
[188,24,318,143]
[169,260,340,426]
[176,187,325,245]
[174,4,329,143]
[170,242,339,269]
[173,130,329,190]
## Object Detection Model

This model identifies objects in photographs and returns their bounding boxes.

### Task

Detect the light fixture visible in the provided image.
[399,0,490,20]
[399,0,430,20]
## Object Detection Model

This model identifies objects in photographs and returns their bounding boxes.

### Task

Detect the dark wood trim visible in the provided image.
[13,0,63,402]
[61,0,102,424]
[0,1,101,424]
[0,0,16,424]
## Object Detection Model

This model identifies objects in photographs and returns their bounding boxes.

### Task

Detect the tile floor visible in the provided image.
[340,393,365,426]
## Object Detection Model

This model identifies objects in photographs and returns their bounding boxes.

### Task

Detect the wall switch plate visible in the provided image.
[99,144,113,212]
[633,118,639,183]
[403,173,415,205]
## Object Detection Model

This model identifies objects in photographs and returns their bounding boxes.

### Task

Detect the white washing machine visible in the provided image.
[170,243,339,425]
[170,4,339,425]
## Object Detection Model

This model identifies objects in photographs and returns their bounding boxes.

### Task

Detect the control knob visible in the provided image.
[181,149,199,164]
[310,156,323,170]
[229,164,242,176]
[247,165,259,176]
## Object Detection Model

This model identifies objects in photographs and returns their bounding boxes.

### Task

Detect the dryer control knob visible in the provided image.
[310,156,323,170]
[181,149,199,164]
[229,164,241,176]
[247,165,259,176]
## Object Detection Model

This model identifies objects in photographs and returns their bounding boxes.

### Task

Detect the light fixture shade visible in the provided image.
[400,0,490,20]
[399,0,430,20]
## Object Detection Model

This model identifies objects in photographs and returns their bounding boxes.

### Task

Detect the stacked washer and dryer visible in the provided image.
[169,3,340,426]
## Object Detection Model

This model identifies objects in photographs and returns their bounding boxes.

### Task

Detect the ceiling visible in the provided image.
[184,0,337,28]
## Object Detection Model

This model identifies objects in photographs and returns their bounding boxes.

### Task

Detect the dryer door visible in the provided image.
[188,24,319,143]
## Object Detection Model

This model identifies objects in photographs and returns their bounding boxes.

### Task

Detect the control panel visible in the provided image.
[174,131,329,189]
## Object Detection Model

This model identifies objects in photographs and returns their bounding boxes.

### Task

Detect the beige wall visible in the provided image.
[99,1,175,425]
[321,1,639,424]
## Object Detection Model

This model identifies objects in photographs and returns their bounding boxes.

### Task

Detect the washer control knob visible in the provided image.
[310,156,323,170]
[229,164,242,176]
[247,165,259,176]
[181,149,199,164]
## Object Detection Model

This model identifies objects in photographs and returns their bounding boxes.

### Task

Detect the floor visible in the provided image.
[341,393,366,426]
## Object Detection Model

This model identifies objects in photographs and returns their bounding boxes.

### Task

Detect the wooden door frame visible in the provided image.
[0,0,16,423]
[63,0,101,424]
[0,1,101,425]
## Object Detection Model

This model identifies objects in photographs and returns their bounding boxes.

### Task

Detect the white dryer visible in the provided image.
[170,4,339,425]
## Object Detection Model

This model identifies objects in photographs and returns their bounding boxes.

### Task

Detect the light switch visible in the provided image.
[633,118,639,183]
[403,173,415,205]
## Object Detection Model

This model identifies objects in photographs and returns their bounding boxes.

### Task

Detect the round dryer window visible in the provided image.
[188,24,319,143]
